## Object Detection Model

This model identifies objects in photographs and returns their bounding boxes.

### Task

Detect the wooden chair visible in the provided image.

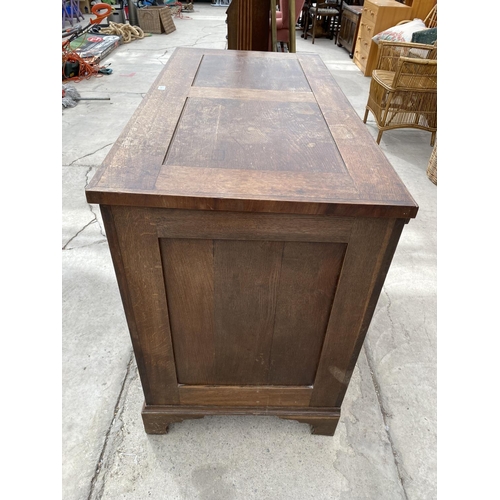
[363,41,437,145]
[304,1,342,44]
[298,0,313,35]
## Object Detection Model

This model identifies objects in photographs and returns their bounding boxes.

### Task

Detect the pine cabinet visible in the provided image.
[353,0,410,76]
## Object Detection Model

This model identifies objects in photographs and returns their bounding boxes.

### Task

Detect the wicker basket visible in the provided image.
[137,6,176,34]
[426,142,437,185]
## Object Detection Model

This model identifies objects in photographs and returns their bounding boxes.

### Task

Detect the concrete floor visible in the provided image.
[62,4,437,499]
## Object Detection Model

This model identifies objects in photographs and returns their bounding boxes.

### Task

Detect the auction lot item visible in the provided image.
[86,47,418,436]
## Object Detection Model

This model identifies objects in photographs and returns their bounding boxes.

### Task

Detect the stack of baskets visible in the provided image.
[137,5,176,34]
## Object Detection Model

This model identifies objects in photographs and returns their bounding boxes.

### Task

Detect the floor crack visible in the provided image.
[363,341,409,500]
[62,219,98,250]
[63,168,107,250]
[85,167,107,239]
[87,351,136,500]
[68,142,113,166]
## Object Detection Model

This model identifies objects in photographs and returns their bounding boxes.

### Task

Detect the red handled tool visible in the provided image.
[62,3,113,49]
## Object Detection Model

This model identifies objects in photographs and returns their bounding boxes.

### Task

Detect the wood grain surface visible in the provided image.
[141,402,340,435]
[226,0,270,52]
[154,209,349,390]
[86,48,418,219]
[90,48,417,436]
[105,206,180,405]
[178,385,312,407]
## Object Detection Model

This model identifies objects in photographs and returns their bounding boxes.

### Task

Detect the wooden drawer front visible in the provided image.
[353,49,368,71]
[361,2,379,25]
[357,36,372,58]
[358,20,375,47]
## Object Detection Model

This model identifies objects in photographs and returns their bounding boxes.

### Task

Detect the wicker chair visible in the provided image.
[363,41,437,145]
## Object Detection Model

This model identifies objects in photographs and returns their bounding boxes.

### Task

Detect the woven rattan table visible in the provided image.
[85,47,418,436]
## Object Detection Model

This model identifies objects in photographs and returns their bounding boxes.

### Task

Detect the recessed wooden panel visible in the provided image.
[214,240,283,385]
[165,98,346,174]
[160,239,216,385]
[193,54,311,91]
[160,236,346,388]
[269,242,346,385]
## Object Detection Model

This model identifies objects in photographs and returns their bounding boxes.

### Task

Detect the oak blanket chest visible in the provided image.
[85,47,418,436]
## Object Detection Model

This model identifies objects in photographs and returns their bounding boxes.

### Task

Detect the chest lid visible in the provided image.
[85,47,418,219]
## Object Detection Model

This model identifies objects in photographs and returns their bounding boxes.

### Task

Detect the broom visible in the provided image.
[62,84,110,109]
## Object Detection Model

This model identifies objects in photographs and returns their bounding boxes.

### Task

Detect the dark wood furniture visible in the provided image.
[226,0,299,52]
[226,0,270,51]
[85,47,418,437]
[304,1,342,43]
[337,3,363,56]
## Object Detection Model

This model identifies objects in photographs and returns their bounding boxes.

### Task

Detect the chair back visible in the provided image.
[394,57,437,91]
[424,4,437,28]
[376,41,436,72]
[311,1,342,12]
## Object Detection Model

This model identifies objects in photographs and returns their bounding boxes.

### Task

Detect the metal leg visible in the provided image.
[62,0,70,27]
[72,0,85,22]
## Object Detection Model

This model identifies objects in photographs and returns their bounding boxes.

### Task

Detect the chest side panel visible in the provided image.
[107,206,404,409]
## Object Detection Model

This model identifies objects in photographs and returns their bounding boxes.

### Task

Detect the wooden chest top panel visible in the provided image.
[164,98,347,174]
[193,53,312,91]
[86,48,418,219]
